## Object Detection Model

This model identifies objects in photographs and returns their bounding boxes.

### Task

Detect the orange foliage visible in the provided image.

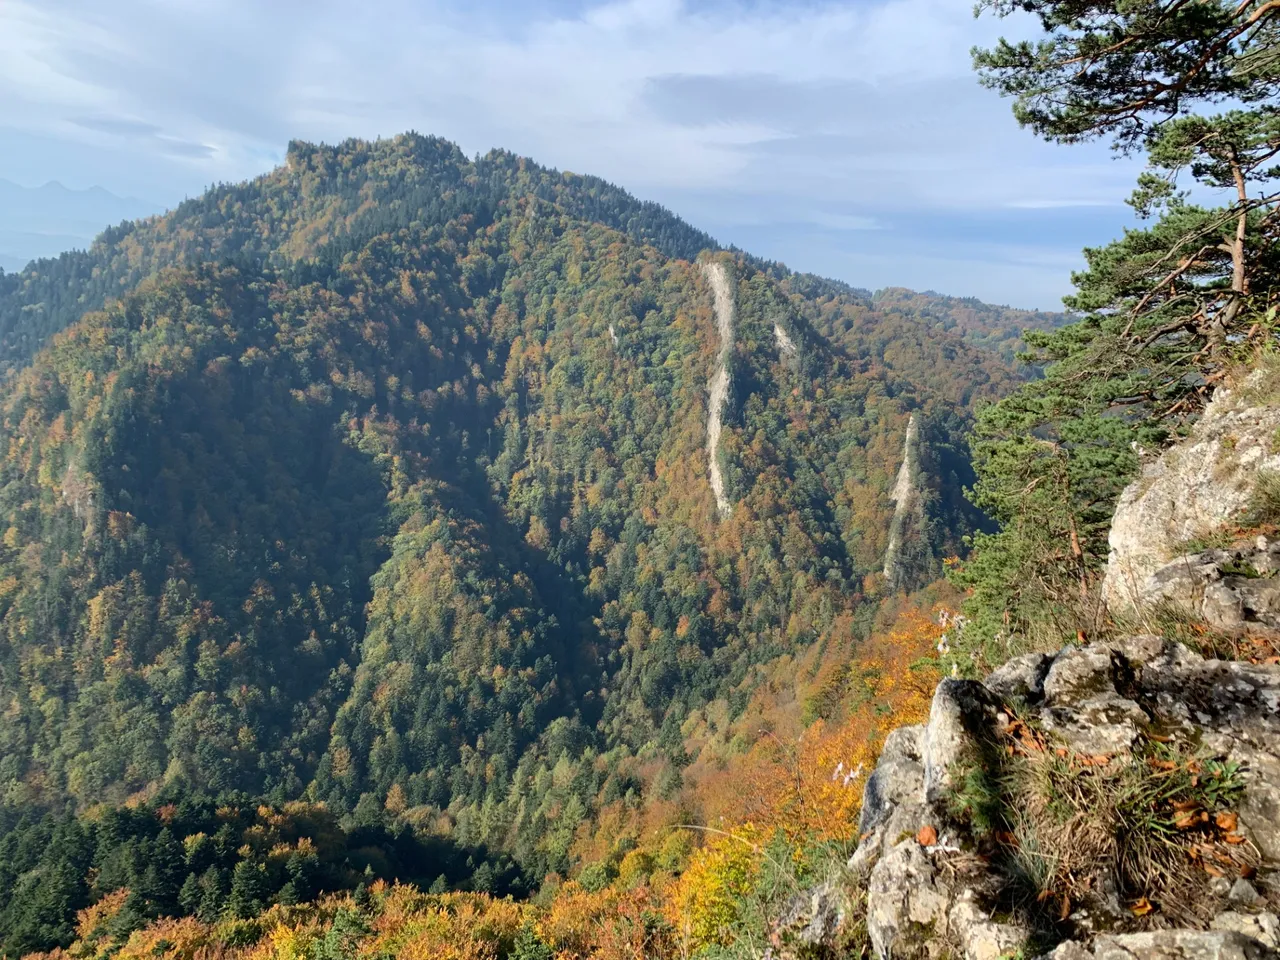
[539,882,672,960]
[689,604,942,843]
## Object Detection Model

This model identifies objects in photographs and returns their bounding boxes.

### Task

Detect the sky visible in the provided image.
[0,0,1150,309]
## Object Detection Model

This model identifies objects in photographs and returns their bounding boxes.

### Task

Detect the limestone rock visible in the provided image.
[1050,930,1280,960]
[838,636,1280,960]
[1141,540,1280,631]
[855,724,927,873]
[922,680,998,806]
[866,840,953,960]
[949,890,1030,960]
[1041,645,1148,755]
[767,880,848,959]
[984,652,1053,703]
[1103,378,1280,613]
[1212,913,1280,951]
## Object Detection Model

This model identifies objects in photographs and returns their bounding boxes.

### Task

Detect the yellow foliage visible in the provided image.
[664,828,760,951]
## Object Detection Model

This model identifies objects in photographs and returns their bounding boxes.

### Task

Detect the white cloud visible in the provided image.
[0,0,1144,308]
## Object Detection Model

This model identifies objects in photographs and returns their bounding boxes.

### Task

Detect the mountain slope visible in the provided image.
[0,135,1056,376]
[0,136,1021,890]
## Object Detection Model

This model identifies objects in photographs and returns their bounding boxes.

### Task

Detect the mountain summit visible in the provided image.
[0,134,1041,920]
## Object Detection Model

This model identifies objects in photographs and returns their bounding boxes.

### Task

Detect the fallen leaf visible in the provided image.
[1037,889,1053,903]
[1215,811,1238,832]
[1204,864,1225,878]
[1241,865,1257,880]
[1174,810,1209,830]
[917,825,938,847]
[1224,831,1246,845]
[1150,759,1178,772]
[1059,895,1071,922]
[1172,799,1201,813]
[1130,897,1154,917]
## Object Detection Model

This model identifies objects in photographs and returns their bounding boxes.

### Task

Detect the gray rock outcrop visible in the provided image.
[1048,930,1279,960]
[835,636,1280,960]
[1140,537,1280,632]
[1103,377,1280,614]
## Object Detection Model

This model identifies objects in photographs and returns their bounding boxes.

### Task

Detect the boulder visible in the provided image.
[1040,645,1149,755]
[922,680,999,806]
[1211,913,1280,951]
[1141,539,1280,631]
[985,652,1053,703]
[767,880,849,959]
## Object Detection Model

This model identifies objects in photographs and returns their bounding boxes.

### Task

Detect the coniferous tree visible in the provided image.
[957,0,1280,653]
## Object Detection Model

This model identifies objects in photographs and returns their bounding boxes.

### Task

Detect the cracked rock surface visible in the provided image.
[808,638,1280,960]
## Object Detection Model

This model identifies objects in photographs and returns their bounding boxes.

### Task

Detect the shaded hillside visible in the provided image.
[0,136,1037,955]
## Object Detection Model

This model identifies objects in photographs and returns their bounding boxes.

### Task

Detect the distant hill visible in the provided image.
[871,286,1069,361]
[0,179,159,274]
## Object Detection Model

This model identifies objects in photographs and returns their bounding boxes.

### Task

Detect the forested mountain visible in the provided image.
[0,133,1036,956]
[0,137,1054,376]
[869,287,1069,361]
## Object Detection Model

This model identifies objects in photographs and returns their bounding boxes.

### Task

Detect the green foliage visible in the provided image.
[869,287,1068,362]
[512,922,555,960]
[973,0,1280,150]
[0,794,505,956]
[0,134,1034,957]
[956,0,1280,660]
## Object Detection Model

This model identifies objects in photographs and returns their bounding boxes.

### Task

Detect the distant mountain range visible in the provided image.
[0,178,160,273]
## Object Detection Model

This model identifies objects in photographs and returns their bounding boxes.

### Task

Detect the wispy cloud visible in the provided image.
[0,0,1144,308]
[1006,199,1119,210]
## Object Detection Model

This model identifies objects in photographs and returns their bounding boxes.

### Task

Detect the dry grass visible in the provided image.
[1006,743,1254,928]
[1135,601,1280,663]
[948,726,1258,934]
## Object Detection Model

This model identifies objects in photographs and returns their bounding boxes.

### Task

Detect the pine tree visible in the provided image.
[178,872,202,916]
[512,922,555,960]
[226,861,268,920]
[955,0,1280,653]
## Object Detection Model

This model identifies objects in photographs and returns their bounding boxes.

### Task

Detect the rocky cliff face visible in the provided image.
[770,376,1280,960]
[770,636,1280,960]
[885,414,932,591]
[1103,372,1280,616]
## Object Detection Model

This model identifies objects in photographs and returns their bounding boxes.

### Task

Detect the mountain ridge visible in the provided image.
[0,133,1058,373]
[0,132,1044,955]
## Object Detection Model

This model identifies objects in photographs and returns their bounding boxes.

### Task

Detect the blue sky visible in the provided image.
[0,0,1148,309]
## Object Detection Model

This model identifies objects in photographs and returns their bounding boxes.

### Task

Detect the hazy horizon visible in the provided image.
[0,0,1151,309]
